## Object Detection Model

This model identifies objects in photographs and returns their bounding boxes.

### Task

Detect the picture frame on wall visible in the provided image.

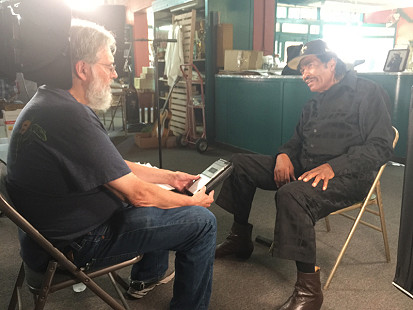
[383,49,410,72]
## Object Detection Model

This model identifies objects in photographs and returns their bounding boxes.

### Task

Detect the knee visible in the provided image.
[275,182,308,212]
[230,153,246,170]
[230,153,254,177]
[276,182,299,204]
[193,207,217,235]
[199,209,217,248]
[275,182,315,224]
[205,209,217,233]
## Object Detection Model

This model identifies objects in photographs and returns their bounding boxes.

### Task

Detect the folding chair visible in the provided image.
[0,160,142,310]
[107,87,126,133]
[323,126,399,289]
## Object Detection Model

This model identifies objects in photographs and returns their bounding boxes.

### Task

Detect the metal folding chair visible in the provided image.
[0,160,142,310]
[323,126,399,289]
[107,87,126,133]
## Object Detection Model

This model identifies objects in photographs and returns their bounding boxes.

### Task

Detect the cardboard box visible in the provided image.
[135,132,151,139]
[3,109,22,138]
[217,24,233,68]
[166,135,176,148]
[134,78,155,90]
[139,72,155,79]
[224,50,263,71]
[135,135,159,149]
[142,67,155,75]
[134,131,175,149]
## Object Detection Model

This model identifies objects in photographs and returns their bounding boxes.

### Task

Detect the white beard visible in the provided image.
[85,67,112,111]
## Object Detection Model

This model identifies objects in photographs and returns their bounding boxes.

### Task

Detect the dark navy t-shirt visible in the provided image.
[6,86,131,240]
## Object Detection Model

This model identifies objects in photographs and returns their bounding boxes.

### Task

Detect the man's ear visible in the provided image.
[73,61,90,81]
[328,58,337,72]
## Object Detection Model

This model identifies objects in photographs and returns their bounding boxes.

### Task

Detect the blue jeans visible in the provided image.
[72,204,217,310]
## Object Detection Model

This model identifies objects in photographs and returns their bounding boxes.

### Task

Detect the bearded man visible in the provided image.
[214,39,394,310]
[6,19,216,310]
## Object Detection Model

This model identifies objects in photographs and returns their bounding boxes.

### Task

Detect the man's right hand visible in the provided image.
[274,153,296,188]
[191,187,215,208]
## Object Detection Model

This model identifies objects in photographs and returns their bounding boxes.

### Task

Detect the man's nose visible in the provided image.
[112,69,118,79]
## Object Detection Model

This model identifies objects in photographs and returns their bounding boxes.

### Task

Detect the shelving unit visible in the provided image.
[166,10,196,136]
[156,10,204,138]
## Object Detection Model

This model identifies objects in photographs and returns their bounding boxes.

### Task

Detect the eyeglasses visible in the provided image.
[96,63,117,74]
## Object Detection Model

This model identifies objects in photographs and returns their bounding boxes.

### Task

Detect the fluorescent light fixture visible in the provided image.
[170,0,203,13]
[159,25,173,31]
[64,0,104,12]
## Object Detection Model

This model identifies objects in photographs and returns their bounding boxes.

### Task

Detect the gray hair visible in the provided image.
[69,19,116,67]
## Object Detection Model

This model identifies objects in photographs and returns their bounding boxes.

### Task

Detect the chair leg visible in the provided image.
[120,95,127,135]
[111,271,129,290]
[69,269,127,310]
[8,262,25,310]
[324,203,369,290]
[102,111,106,125]
[108,98,122,131]
[325,216,331,232]
[255,235,273,248]
[108,272,130,310]
[34,261,58,310]
[375,183,391,262]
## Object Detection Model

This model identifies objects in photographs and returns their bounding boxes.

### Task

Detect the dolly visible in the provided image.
[177,64,208,153]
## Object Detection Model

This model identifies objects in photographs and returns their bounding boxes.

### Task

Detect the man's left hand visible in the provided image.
[171,172,200,192]
[298,163,335,191]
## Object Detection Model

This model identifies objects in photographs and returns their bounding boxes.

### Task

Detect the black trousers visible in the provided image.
[216,153,372,264]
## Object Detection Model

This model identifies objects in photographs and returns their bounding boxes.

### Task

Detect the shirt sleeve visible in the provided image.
[327,83,394,176]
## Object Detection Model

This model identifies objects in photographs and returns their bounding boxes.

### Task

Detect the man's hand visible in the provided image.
[274,153,296,188]
[170,171,200,192]
[191,187,215,208]
[298,163,335,191]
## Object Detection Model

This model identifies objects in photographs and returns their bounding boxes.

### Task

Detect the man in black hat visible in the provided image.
[214,39,394,310]
[281,44,302,75]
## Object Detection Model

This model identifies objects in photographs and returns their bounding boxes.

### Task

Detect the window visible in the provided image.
[275,4,396,72]
[281,23,308,34]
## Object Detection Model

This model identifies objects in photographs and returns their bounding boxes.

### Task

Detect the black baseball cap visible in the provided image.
[287,39,332,70]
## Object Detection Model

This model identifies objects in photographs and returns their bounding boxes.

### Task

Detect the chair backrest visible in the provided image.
[373,126,399,182]
[363,126,399,200]
[0,160,78,273]
[1,159,140,309]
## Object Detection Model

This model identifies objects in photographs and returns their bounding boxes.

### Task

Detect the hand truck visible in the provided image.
[177,63,208,153]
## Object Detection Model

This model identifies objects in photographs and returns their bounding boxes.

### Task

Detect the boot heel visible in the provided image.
[278,269,323,310]
[215,222,254,259]
[235,250,253,259]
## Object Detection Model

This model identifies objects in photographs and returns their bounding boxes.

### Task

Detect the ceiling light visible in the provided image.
[64,0,104,12]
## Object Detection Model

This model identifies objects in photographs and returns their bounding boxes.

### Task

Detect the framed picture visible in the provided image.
[383,49,410,72]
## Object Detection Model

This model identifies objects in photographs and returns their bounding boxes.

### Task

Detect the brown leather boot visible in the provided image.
[215,222,254,259]
[277,268,323,310]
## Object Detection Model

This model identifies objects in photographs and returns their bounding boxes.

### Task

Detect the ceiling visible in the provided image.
[278,0,411,13]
